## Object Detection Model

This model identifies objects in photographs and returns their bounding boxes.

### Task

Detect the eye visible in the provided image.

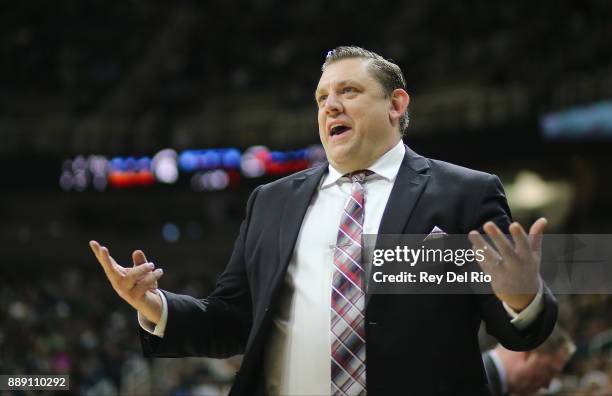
[342,86,356,94]
[317,94,328,104]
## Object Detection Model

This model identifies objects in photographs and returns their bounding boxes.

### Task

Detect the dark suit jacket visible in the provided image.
[140,146,557,396]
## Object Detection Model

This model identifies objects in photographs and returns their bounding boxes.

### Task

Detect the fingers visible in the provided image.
[132,268,164,298]
[123,262,155,289]
[483,222,515,259]
[99,246,125,276]
[529,217,548,254]
[89,240,102,262]
[529,217,548,234]
[509,222,530,259]
[468,230,501,273]
[90,240,164,309]
[89,240,121,281]
[132,250,148,267]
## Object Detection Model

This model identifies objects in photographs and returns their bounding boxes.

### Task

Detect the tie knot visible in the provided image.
[346,170,372,183]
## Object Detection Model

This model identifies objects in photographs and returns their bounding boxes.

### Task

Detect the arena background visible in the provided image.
[2,1,612,395]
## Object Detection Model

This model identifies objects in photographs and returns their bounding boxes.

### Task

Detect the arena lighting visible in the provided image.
[226,169,241,188]
[511,171,554,208]
[108,171,155,188]
[178,148,241,172]
[241,146,268,178]
[60,159,74,191]
[541,100,612,140]
[222,148,241,169]
[71,155,87,172]
[109,156,152,172]
[202,150,221,168]
[73,170,88,191]
[92,174,108,191]
[265,148,312,175]
[108,156,155,188]
[60,155,110,192]
[88,155,109,175]
[241,146,315,177]
[162,222,180,243]
[61,144,324,191]
[306,144,327,165]
[506,170,573,210]
[190,173,206,192]
[190,169,233,191]
[59,171,73,191]
[88,155,110,191]
[209,169,230,190]
[151,149,179,184]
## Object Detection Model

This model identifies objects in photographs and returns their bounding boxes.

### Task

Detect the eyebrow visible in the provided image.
[314,79,362,99]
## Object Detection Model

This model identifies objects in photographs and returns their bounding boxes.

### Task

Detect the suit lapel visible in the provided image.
[377,145,430,236]
[244,166,326,364]
[243,163,327,364]
[278,164,328,278]
[366,147,430,307]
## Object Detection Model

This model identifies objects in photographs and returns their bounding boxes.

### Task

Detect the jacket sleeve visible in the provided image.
[139,186,261,359]
[470,174,558,351]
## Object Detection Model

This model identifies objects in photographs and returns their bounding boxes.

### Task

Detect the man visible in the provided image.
[483,325,575,396]
[90,46,557,395]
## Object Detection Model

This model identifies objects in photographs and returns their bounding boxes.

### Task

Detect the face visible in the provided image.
[315,58,409,174]
[512,350,571,395]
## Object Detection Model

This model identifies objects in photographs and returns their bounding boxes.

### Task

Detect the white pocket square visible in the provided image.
[423,226,447,241]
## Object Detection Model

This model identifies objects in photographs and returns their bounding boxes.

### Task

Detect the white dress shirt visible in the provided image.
[139,140,543,395]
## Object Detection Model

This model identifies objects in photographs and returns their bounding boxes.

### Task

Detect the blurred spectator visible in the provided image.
[483,325,575,395]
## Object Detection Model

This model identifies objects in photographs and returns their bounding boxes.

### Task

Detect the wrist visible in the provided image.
[505,293,536,312]
[140,291,162,324]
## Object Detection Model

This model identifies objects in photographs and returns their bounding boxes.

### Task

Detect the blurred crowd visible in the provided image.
[553,294,612,395]
[2,1,611,155]
[4,1,611,101]
[0,268,239,395]
[1,266,611,395]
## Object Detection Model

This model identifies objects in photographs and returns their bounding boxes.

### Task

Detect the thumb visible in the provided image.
[132,250,148,267]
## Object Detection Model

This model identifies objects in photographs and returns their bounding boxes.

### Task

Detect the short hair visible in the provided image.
[321,46,410,135]
[535,325,576,357]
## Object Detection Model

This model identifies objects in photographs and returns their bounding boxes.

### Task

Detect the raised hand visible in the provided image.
[468,218,547,312]
[89,240,164,324]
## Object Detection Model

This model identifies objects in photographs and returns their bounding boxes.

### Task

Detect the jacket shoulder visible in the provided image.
[257,163,326,193]
[425,157,498,184]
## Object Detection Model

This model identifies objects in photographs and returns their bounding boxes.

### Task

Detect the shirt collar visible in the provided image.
[321,140,406,189]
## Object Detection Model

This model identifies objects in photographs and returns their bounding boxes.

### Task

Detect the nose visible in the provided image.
[323,92,343,115]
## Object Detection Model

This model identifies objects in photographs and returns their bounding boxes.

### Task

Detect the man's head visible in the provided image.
[316,46,410,173]
[495,325,576,395]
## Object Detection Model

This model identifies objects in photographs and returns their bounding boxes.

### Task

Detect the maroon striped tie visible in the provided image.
[331,170,370,396]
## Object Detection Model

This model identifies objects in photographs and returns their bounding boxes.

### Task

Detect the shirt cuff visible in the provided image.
[137,290,168,337]
[502,278,544,331]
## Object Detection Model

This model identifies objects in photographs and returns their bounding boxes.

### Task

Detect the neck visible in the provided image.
[331,136,401,174]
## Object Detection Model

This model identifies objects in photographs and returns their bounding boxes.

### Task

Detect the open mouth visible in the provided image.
[330,125,351,136]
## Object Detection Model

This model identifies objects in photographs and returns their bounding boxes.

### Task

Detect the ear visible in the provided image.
[389,88,410,127]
